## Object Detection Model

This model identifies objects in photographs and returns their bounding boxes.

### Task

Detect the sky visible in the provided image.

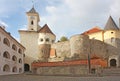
[0,0,120,41]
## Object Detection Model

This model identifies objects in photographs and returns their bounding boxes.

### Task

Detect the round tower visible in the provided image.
[70,34,90,60]
[104,16,119,47]
[38,24,56,62]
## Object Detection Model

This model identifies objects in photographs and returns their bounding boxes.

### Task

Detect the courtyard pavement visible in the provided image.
[0,74,120,81]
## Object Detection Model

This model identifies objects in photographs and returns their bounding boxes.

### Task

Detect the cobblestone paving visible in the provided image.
[0,74,120,81]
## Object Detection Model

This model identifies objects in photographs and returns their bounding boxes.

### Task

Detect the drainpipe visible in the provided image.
[88,40,91,74]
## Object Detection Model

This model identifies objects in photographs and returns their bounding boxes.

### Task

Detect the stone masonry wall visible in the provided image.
[51,41,71,58]
[51,34,120,62]
[70,35,90,60]
[34,65,88,75]
[90,39,108,59]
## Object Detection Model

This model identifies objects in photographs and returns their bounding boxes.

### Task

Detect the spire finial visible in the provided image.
[32,0,34,8]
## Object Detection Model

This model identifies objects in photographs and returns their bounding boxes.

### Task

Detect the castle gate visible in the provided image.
[110,59,116,67]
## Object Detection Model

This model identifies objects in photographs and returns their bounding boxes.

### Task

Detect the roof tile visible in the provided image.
[32,59,107,67]
[38,24,55,36]
[82,27,102,35]
[104,16,119,30]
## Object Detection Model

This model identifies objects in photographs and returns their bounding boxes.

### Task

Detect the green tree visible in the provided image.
[60,36,68,42]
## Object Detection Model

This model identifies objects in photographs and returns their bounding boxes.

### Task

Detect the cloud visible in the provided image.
[0,20,8,27]
[40,0,117,40]
[0,0,120,40]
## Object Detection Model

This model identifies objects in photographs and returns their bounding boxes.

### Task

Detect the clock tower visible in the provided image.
[26,6,41,31]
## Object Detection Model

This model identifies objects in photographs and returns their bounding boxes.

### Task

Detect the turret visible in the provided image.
[26,6,41,31]
[38,24,56,62]
[104,16,119,47]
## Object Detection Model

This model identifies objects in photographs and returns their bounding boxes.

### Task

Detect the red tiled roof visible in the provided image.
[38,24,55,36]
[32,59,107,68]
[82,27,102,35]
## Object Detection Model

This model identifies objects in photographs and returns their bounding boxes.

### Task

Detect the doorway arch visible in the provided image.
[24,63,30,72]
[110,59,117,67]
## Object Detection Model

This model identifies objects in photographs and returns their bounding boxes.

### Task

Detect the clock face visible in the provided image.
[30,16,35,19]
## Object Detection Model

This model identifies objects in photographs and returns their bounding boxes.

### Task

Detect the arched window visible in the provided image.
[3,64,10,72]
[3,38,10,47]
[19,68,22,73]
[31,21,34,25]
[12,44,17,51]
[110,59,117,67]
[3,51,10,59]
[18,48,22,54]
[18,58,22,63]
[12,55,17,61]
[46,38,49,42]
[24,64,30,72]
[12,66,17,72]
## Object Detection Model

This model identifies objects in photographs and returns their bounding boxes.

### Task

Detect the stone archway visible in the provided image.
[24,64,30,72]
[110,59,117,67]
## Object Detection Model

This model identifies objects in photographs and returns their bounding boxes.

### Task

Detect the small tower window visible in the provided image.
[46,38,49,42]
[40,38,43,42]
[52,40,54,43]
[111,32,114,34]
[31,21,34,25]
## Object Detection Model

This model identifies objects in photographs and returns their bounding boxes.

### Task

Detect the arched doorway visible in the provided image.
[110,59,117,67]
[24,64,30,72]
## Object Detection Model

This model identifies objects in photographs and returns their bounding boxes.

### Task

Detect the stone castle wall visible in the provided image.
[70,35,90,59]
[33,65,88,75]
[51,34,120,62]
[32,34,120,75]
[51,41,71,58]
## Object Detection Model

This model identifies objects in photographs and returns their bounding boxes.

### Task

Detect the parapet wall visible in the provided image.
[33,65,88,75]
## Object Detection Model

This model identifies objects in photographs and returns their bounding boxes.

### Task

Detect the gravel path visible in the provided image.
[0,74,120,81]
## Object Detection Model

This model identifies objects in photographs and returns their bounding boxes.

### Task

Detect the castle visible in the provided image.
[19,7,120,75]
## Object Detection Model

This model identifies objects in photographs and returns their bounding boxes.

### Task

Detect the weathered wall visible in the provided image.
[19,31,39,70]
[50,34,120,65]
[51,41,71,58]
[38,44,51,62]
[70,35,90,60]
[90,39,107,59]
[33,65,88,75]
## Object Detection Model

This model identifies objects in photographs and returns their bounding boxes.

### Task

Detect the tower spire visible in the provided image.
[32,0,34,8]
